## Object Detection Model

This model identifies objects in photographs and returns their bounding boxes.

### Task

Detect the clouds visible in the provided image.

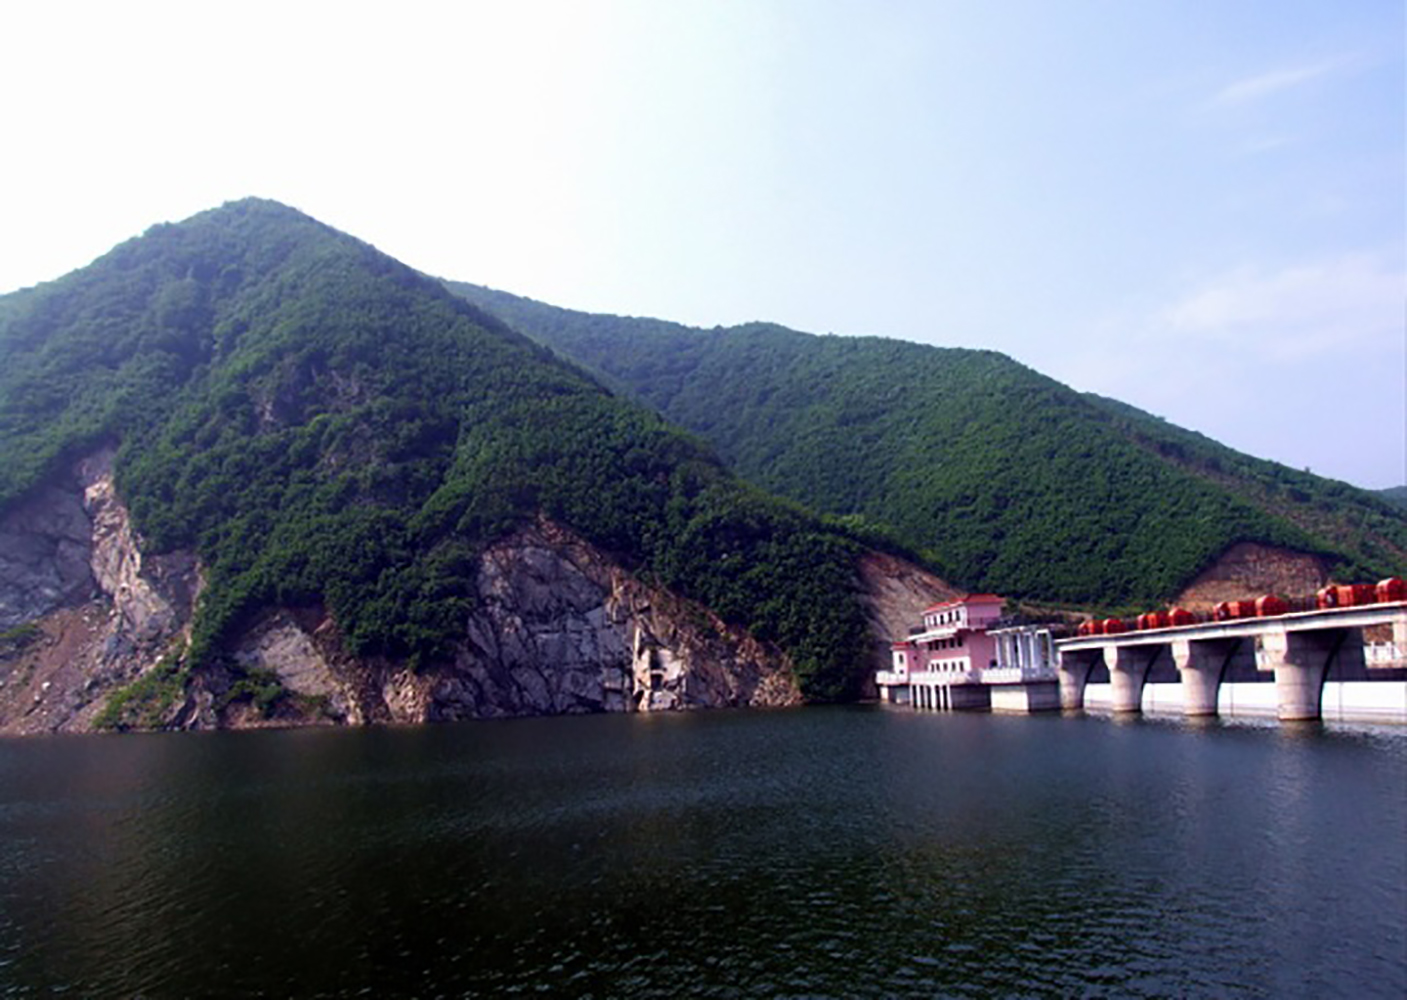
[1207,59,1346,109]
[1195,52,1378,165]
[1050,250,1406,487]
[1161,252,1404,361]
[0,0,1401,486]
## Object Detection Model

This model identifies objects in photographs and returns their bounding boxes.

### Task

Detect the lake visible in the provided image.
[1,707,1404,997]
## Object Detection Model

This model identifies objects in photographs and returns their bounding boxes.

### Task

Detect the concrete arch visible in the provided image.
[1172,637,1254,717]
[1262,627,1365,720]
[1057,649,1103,710]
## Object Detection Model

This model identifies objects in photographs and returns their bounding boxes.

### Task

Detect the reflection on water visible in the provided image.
[1,709,1403,997]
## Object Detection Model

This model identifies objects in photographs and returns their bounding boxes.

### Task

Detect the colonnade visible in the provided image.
[992,629,1056,673]
[1057,623,1377,721]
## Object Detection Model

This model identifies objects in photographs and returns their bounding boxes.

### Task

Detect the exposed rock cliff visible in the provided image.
[0,450,200,734]
[209,519,801,728]
[0,480,95,630]
[1,461,952,734]
[1174,542,1332,610]
[850,551,964,697]
[856,552,962,659]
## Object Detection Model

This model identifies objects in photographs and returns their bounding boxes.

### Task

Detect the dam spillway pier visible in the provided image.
[1057,600,1406,724]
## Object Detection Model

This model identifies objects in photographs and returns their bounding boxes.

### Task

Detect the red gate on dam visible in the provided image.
[1055,597,1407,724]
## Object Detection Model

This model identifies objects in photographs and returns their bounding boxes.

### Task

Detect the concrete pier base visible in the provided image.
[1260,629,1366,721]
[910,682,991,712]
[950,685,991,711]
[1273,660,1324,721]
[990,681,1061,714]
[1108,646,1160,713]
[1058,650,1102,710]
[1173,639,1232,717]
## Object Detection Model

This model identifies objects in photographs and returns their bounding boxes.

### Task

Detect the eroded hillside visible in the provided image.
[0,200,954,731]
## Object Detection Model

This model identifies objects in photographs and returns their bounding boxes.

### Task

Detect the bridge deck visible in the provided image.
[1057,601,1406,651]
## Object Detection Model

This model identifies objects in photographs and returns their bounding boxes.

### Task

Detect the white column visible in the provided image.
[1171,638,1226,717]
[1108,645,1161,713]
[1057,649,1100,710]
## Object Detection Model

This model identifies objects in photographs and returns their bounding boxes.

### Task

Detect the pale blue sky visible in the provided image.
[2,0,1402,487]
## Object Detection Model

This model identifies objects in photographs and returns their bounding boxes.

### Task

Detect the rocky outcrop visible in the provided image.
[856,552,961,659]
[216,519,801,727]
[80,450,200,645]
[446,520,798,716]
[851,551,963,699]
[1,459,952,734]
[1175,542,1332,610]
[0,479,96,630]
[0,449,201,734]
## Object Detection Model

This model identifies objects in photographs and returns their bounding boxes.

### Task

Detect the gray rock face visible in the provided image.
[0,449,199,637]
[429,521,798,720]
[78,449,199,644]
[0,482,97,629]
[0,450,202,734]
[3,460,950,734]
[232,612,339,697]
[225,520,801,725]
[436,534,638,718]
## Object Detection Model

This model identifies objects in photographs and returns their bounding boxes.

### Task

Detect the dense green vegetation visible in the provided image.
[448,283,1407,607]
[0,201,875,701]
[1078,395,1407,581]
[1379,486,1407,510]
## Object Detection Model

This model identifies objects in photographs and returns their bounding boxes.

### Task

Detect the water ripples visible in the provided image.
[0,710,1403,997]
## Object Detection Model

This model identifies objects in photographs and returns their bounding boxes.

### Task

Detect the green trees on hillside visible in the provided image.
[448,282,1407,607]
[0,200,874,701]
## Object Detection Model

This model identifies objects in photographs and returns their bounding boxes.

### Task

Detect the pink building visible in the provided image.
[896,594,1003,671]
[878,594,1066,712]
[878,595,1004,708]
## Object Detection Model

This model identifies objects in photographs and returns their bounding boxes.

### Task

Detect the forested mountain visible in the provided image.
[0,200,899,725]
[1380,486,1407,510]
[446,282,1407,608]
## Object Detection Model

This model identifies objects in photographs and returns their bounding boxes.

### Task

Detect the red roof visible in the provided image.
[922,593,1005,613]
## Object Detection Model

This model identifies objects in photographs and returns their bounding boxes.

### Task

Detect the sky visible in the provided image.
[2,0,1403,488]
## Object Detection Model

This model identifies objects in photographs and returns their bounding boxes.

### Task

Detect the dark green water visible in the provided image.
[0,707,1403,998]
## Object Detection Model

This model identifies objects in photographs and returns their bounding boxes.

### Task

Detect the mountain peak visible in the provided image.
[0,202,890,731]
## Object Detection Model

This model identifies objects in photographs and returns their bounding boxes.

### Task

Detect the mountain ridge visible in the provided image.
[1379,486,1407,509]
[445,280,1406,608]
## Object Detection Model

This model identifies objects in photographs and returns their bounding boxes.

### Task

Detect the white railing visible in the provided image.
[976,666,1058,685]
[1366,643,1405,667]
[909,670,983,686]
[878,666,1060,688]
[1244,643,1405,669]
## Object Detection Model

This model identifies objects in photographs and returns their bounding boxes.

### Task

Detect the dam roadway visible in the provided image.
[1055,601,1407,723]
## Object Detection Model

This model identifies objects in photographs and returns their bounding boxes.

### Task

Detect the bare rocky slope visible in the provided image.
[0,452,953,735]
[1171,542,1333,611]
[0,449,200,733]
